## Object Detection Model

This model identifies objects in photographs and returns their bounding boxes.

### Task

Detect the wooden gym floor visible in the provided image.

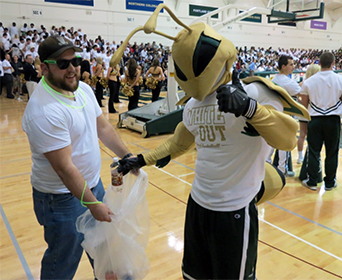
[1,91,341,280]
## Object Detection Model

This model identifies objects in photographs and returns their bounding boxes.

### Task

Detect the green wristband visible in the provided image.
[80,181,102,208]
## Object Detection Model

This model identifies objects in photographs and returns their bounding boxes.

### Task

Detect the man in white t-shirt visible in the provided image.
[22,35,137,279]
[269,55,301,177]
[20,23,28,36]
[9,22,19,38]
[2,53,15,99]
[0,60,4,94]
[25,44,39,60]
[300,52,342,191]
[1,33,11,52]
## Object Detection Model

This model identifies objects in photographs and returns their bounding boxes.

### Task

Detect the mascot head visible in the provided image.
[110,4,237,101]
[172,22,236,101]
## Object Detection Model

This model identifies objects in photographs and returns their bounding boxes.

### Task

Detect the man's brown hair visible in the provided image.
[319,52,335,68]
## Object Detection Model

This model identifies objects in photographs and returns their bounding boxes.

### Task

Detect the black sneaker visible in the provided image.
[7,94,15,99]
[325,182,337,191]
[302,179,317,191]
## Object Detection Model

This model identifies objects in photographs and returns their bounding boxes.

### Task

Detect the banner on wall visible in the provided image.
[239,11,262,23]
[126,0,164,12]
[310,20,327,30]
[189,4,218,19]
[45,0,94,6]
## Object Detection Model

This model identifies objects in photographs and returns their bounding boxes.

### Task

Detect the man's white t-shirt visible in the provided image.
[22,81,103,193]
[272,74,301,97]
[300,71,342,116]
[0,61,4,77]
[182,82,283,211]
[2,59,12,74]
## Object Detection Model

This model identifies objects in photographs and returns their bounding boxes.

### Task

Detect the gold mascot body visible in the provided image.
[111,4,309,204]
[111,4,310,279]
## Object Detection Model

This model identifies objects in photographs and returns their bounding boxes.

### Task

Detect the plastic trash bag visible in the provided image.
[76,170,150,280]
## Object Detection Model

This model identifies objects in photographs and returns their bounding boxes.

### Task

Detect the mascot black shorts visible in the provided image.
[182,195,258,280]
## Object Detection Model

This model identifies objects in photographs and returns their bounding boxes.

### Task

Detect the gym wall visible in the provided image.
[0,0,341,49]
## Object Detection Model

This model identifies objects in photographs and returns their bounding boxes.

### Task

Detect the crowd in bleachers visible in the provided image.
[234,46,342,78]
[1,20,342,100]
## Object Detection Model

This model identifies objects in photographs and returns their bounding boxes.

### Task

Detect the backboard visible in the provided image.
[267,0,325,23]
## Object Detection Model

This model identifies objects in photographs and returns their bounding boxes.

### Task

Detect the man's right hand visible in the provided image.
[87,203,113,222]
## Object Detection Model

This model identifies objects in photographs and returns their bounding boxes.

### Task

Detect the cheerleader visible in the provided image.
[145,58,165,102]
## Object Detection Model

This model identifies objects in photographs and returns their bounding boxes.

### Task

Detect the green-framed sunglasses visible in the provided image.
[44,56,82,70]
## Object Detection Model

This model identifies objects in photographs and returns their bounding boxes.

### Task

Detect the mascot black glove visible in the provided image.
[117,154,146,175]
[216,70,257,119]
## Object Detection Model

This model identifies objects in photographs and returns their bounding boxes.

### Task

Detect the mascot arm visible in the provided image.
[143,121,195,166]
[248,104,298,151]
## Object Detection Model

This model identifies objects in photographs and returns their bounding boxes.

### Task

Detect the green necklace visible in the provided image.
[42,76,87,109]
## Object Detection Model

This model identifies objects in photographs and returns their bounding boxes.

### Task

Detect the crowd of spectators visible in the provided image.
[1,20,342,99]
[235,46,342,78]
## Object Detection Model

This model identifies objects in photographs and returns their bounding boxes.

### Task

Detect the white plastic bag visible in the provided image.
[76,170,150,280]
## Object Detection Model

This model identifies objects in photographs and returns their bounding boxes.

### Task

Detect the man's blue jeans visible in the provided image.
[33,179,105,280]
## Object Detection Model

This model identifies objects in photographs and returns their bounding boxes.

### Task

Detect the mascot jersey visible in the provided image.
[184,82,283,211]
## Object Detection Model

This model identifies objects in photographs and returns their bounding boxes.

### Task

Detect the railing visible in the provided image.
[251,69,342,82]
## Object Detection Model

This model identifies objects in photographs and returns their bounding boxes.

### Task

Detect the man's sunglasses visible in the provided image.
[44,57,82,70]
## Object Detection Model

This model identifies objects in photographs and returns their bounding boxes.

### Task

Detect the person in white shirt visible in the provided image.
[2,53,15,98]
[268,55,302,177]
[22,35,136,279]
[1,33,11,52]
[3,28,12,41]
[0,22,4,35]
[110,41,117,52]
[103,50,112,76]
[77,28,84,37]
[296,64,321,164]
[28,23,35,32]
[25,45,39,60]
[20,23,28,36]
[0,60,4,93]
[9,22,19,38]
[81,46,91,61]
[300,52,342,191]
[140,47,148,59]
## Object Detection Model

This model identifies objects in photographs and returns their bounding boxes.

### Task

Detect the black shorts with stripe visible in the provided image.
[182,195,258,280]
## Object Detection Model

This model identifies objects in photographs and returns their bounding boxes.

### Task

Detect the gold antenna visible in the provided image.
[110,26,144,68]
[144,4,192,36]
[110,4,192,68]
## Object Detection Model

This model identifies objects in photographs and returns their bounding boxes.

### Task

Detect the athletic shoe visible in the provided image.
[325,182,337,191]
[302,179,317,191]
[285,170,295,177]
[297,157,304,164]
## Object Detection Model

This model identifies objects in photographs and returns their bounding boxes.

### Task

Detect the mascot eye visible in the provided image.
[193,32,220,77]
[174,61,188,81]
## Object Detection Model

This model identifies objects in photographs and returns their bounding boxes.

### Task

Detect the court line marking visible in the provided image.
[0,172,31,180]
[0,204,34,280]
[178,172,195,177]
[153,165,342,262]
[153,165,192,186]
[149,156,342,236]
[260,218,342,261]
[267,201,342,236]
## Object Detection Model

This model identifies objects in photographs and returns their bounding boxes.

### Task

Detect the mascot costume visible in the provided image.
[111,4,310,280]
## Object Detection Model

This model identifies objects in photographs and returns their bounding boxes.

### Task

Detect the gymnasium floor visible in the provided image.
[1,90,341,280]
